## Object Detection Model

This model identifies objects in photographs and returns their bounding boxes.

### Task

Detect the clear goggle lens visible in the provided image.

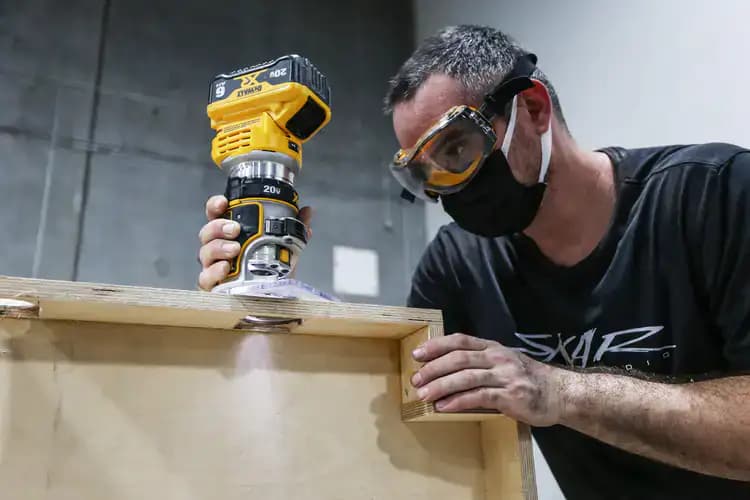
[390,106,496,201]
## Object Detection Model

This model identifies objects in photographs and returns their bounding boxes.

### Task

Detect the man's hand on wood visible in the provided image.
[411,333,566,427]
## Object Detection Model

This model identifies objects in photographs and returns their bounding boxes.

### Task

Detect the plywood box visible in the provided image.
[0,276,536,500]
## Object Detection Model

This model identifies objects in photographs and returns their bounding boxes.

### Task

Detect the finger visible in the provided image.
[205,195,228,221]
[298,206,313,225]
[198,261,231,291]
[417,369,497,403]
[413,333,491,362]
[199,239,240,267]
[198,219,240,245]
[434,387,502,413]
[412,350,492,387]
[298,206,313,239]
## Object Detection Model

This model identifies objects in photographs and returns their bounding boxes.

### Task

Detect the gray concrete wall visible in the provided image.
[0,0,423,305]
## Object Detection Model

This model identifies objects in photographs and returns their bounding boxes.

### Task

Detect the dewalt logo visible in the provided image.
[238,85,262,97]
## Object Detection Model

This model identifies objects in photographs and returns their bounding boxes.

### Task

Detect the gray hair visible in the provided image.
[384,25,568,130]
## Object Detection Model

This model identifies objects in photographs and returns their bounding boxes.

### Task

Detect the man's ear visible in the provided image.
[520,80,552,134]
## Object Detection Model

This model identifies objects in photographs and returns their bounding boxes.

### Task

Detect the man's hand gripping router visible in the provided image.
[197,195,313,291]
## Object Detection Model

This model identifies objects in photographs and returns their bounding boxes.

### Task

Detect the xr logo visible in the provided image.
[239,74,259,87]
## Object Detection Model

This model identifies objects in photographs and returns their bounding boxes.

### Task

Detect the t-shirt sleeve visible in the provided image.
[407,225,473,335]
[694,151,750,371]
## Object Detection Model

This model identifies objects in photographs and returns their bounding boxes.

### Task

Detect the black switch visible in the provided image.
[267,219,285,235]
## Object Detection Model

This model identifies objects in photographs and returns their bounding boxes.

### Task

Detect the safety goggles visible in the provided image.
[390,53,539,202]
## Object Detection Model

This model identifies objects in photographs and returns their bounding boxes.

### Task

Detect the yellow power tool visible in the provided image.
[206,55,331,294]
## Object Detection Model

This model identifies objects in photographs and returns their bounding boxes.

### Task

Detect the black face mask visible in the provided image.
[441,149,546,238]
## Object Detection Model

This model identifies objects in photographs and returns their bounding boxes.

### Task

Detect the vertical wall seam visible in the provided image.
[71,0,112,281]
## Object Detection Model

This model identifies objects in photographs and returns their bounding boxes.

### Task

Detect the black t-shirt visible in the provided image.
[407,143,750,499]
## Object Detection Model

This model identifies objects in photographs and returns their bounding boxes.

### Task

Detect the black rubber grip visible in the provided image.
[223,203,261,275]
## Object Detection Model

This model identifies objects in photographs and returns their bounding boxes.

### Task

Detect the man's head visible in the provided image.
[384,25,568,189]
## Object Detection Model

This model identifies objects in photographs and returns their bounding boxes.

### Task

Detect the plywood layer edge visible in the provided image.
[399,324,511,423]
[0,276,440,337]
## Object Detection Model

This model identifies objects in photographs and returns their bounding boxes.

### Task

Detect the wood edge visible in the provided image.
[400,326,432,410]
[401,400,436,421]
[481,419,537,500]
[0,276,442,333]
[400,323,507,422]
[401,402,508,422]
[399,324,445,410]
[427,322,444,338]
[0,276,442,320]
[517,423,538,500]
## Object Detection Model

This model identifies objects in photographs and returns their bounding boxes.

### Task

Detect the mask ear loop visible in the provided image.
[536,79,554,184]
[498,94,553,185]
[500,95,518,157]
[538,115,552,184]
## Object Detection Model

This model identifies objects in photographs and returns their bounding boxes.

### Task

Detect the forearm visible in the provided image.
[556,369,750,480]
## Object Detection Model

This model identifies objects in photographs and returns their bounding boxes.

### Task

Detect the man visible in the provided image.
[198,25,750,499]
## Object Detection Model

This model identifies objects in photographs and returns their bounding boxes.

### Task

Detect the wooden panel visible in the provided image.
[0,276,441,337]
[0,318,487,500]
[482,420,538,500]
[0,277,536,498]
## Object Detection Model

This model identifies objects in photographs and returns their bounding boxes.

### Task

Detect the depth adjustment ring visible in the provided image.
[227,159,298,184]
